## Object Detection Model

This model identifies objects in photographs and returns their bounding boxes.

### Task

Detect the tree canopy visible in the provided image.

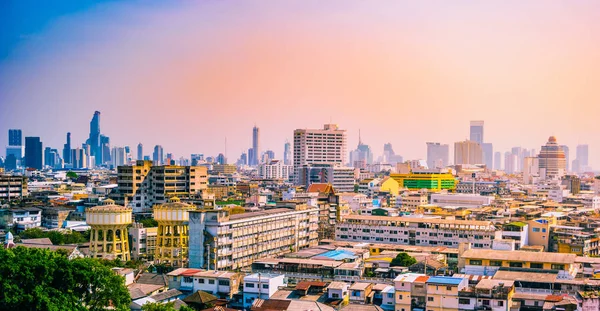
[140,218,158,228]
[66,171,79,179]
[141,302,195,311]
[0,246,131,311]
[19,228,89,245]
[390,252,417,267]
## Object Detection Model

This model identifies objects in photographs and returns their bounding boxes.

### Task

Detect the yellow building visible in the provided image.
[527,217,556,251]
[86,199,132,260]
[380,177,400,196]
[390,171,456,192]
[154,197,197,267]
[425,276,468,311]
[415,204,471,219]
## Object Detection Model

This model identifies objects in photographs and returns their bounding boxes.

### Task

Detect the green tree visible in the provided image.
[390,252,417,267]
[140,218,158,228]
[0,246,131,311]
[18,228,88,245]
[66,171,79,180]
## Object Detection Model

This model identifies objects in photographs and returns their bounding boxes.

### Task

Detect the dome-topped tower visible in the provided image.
[87,199,132,260]
[153,196,196,267]
[538,136,566,180]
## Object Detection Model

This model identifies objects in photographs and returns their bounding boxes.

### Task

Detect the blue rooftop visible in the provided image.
[426,277,464,285]
[315,249,357,261]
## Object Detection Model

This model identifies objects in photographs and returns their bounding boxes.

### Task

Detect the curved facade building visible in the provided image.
[87,199,132,260]
[538,136,566,180]
[154,197,196,267]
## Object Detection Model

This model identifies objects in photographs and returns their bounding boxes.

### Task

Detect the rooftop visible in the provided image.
[462,249,576,264]
[426,276,464,285]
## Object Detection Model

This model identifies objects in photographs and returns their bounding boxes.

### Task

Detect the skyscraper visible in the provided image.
[426,142,449,169]
[63,132,71,164]
[87,111,102,166]
[25,137,43,170]
[111,147,127,168]
[576,144,589,172]
[350,131,373,168]
[469,121,484,146]
[252,126,260,166]
[560,145,569,172]
[153,145,163,165]
[482,143,493,169]
[494,151,502,170]
[8,129,22,146]
[511,147,524,172]
[293,124,347,182]
[216,153,227,165]
[100,135,111,165]
[454,140,483,165]
[538,136,567,180]
[137,143,143,161]
[44,147,60,168]
[283,141,292,165]
[504,152,518,174]
[383,143,403,165]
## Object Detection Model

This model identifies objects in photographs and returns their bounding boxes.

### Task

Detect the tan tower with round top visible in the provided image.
[154,197,196,267]
[87,199,132,261]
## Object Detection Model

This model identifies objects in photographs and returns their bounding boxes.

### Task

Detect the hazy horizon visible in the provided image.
[1,1,599,168]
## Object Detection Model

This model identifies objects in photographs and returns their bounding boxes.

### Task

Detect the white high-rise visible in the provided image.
[426,142,449,169]
[293,124,347,182]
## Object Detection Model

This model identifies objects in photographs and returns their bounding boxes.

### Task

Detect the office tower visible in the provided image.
[247,148,254,167]
[111,147,127,168]
[283,140,292,165]
[523,157,540,184]
[252,126,260,166]
[137,143,143,161]
[511,147,524,172]
[426,142,449,169]
[86,200,132,260]
[63,132,71,164]
[44,147,60,168]
[153,145,164,165]
[494,152,502,170]
[216,153,227,165]
[504,152,517,174]
[454,140,483,165]
[538,136,567,180]
[124,146,131,162]
[349,131,373,168]
[238,152,248,166]
[576,144,589,172]
[262,150,275,164]
[8,129,22,146]
[112,160,208,213]
[87,111,102,166]
[71,148,88,169]
[191,154,203,166]
[560,145,569,172]
[482,143,493,169]
[100,135,111,165]
[469,120,484,146]
[293,124,347,182]
[24,137,43,170]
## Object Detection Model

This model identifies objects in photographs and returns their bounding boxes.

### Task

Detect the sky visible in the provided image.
[1,1,599,168]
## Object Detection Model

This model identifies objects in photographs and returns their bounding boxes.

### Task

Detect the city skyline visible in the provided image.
[1,1,599,168]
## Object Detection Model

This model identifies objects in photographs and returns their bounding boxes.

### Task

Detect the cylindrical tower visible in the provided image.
[86,199,132,261]
[153,197,196,267]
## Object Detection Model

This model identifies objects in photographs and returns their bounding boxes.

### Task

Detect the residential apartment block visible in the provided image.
[335,215,500,248]
[293,124,347,182]
[129,223,157,261]
[0,175,28,200]
[188,202,319,270]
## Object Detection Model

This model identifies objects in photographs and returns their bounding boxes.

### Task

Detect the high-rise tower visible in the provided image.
[88,111,102,165]
[469,121,484,146]
[252,126,260,166]
[137,143,143,161]
[25,137,43,170]
[63,132,71,164]
[538,136,566,179]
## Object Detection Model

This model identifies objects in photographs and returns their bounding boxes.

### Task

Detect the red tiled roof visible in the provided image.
[415,276,430,283]
[307,183,334,194]
[296,281,327,291]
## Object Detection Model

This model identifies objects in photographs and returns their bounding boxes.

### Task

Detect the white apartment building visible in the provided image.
[338,193,372,211]
[167,268,242,299]
[0,207,42,232]
[429,193,493,208]
[188,202,319,270]
[129,223,157,260]
[242,273,286,308]
[258,160,293,181]
[293,124,347,183]
[335,215,500,248]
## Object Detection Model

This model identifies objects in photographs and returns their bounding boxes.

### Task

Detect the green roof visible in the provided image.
[506,221,527,227]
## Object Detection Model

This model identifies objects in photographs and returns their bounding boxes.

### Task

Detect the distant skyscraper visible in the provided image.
[469,121,484,146]
[560,145,569,172]
[262,150,275,163]
[63,132,71,164]
[71,148,87,169]
[576,144,589,172]
[216,153,227,165]
[252,126,260,166]
[454,140,483,165]
[111,147,127,168]
[100,135,111,165]
[247,148,254,167]
[283,141,292,165]
[426,142,449,169]
[239,152,248,166]
[482,143,493,169]
[25,137,43,170]
[494,151,502,170]
[350,131,373,168]
[137,143,143,161]
[504,152,517,174]
[44,147,60,168]
[538,136,567,180]
[511,147,524,172]
[293,124,347,182]
[383,143,403,165]
[87,111,103,166]
[153,145,163,165]
[191,154,203,166]
[8,129,22,146]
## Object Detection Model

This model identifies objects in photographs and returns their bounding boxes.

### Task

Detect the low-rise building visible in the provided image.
[429,193,494,208]
[327,281,350,303]
[41,207,71,229]
[242,273,286,308]
[167,268,242,299]
[129,223,157,260]
[457,279,515,311]
[0,207,41,232]
[349,282,373,304]
[394,273,427,311]
[425,276,468,311]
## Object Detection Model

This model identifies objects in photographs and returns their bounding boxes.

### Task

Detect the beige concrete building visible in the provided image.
[113,160,208,213]
[189,202,319,270]
[293,124,347,183]
[154,197,197,267]
[0,175,28,200]
[129,223,157,260]
[86,199,132,260]
[454,140,483,165]
[336,215,499,248]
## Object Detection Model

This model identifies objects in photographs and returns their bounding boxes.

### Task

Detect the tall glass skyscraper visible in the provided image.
[8,129,22,146]
[252,126,260,166]
[25,137,43,170]
[469,120,484,145]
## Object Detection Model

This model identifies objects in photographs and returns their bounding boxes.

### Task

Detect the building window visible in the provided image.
[398,294,403,300]
[199,279,205,283]
[184,277,193,283]
[530,263,544,269]
[498,301,504,307]
[490,260,502,267]
[332,293,339,298]
[218,280,230,286]
[532,228,540,232]
[459,298,470,305]
[469,260,482,266]
[262,284,268,289]
[427,297,434,302]
[551,264,565,270]
[482,300,490,306]
[387,293,394,298]
[209,279,215,284]
[509,262,523,268]
[446,286,452,291]
[245,283,254,288]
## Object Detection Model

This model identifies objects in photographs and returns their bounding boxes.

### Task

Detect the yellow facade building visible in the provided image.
[86,199,132,260]
[154,197,197,267]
